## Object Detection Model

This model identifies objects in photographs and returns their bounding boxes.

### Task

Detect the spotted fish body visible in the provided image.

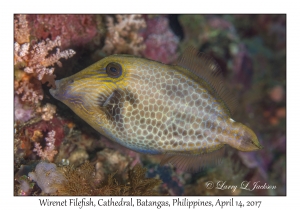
[50,48,262,171]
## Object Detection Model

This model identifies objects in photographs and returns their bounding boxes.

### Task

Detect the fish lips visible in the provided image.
[49,79,62,100]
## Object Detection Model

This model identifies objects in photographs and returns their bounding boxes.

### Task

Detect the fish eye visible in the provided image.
[106,62,122,78]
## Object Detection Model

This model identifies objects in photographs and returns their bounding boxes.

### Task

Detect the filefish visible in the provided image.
[49,47,262,171]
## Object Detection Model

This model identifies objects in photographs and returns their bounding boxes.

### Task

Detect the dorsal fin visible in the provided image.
[160,146,225,172]
[176,46,237,115]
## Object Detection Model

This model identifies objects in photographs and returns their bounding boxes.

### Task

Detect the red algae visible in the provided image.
[27,15,98,49]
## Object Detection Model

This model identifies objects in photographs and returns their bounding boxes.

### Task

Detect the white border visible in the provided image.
[2,1,294,209]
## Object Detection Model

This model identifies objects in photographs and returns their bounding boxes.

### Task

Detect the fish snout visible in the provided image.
[49,79,62,100]
[224,122,262,152]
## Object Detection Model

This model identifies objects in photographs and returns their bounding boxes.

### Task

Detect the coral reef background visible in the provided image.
[14,14,286,196]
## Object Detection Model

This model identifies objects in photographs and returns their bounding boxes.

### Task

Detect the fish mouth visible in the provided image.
[49,80,62,100]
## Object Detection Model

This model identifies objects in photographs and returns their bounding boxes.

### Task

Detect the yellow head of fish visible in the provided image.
[50,47,262,171]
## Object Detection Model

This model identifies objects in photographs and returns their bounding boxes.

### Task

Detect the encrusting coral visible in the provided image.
[28,162,65,194]
[14,96,34,122]
[142,16,179,64]
[27,14,100,49]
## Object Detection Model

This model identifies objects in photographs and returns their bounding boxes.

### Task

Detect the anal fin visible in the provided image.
[160,146,225,172]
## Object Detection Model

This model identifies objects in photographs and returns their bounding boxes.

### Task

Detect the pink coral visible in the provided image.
[141,16,179,64]
[15,76,43,104]
[16,36,75,88]
[14,14,30,44]
[33,130,58,162]
[14,15,76,104]
[102,15,146,55]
